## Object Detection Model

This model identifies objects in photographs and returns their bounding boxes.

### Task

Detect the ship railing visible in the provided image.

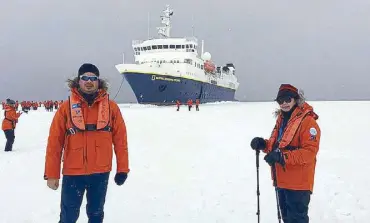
[132,40,144,45]
[184,37,198,43]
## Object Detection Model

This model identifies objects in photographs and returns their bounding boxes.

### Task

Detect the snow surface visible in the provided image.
[0,101,369,222]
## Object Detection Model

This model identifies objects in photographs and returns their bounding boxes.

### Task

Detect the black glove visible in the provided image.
[114,172,128,186]
[250,137,266,150]
[264,149,285,166]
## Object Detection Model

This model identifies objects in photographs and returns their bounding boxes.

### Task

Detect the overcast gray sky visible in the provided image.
[1,0,370,102]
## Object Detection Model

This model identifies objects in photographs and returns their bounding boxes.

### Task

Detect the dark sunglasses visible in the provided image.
[80,76,99,81]
[277,96,293,105]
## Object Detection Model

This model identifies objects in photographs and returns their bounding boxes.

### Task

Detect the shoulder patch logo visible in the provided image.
[309,127,317,136]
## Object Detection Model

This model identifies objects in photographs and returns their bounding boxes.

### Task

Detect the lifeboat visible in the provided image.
[204,60,216,73]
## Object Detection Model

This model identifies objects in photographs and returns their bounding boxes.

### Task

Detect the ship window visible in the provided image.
[140,47,144,51]
[176,45,181,49]
[158,45,163,49]
[182,45,185,49]
[170,45,175,49]
[152,45,158,49]
[163,45,169,49]
[184,59,192,64]
[177,60,180,63]
[147,46,151,50]
[143,47,147,51]
[190,44,193,48]
[186,44,189,49]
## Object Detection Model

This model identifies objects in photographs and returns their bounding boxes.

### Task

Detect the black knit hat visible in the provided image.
[78,63,100,78]
[6,99,15,105]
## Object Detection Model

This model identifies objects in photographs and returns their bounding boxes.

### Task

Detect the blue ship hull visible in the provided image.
[122,72,236,105]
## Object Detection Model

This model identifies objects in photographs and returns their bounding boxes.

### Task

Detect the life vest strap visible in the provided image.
[66,124,112,135]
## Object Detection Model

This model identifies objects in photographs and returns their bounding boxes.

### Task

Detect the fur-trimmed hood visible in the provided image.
[66,77,108,91]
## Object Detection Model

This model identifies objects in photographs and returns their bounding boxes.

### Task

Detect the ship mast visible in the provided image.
[156,5,173,38]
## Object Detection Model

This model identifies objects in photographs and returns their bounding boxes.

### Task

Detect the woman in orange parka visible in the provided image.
[2,99,22,152]
[250,84,321,223]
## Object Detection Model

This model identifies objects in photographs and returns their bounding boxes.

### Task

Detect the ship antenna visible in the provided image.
[156,5,173,38]
[147,12,150,39]
[191,14,194,37]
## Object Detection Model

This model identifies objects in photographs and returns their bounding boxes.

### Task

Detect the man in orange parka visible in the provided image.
[250,84,321,223]
[44,63,130,223]
[2,99,22,151]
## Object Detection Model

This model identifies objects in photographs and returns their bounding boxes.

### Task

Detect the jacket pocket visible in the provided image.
[95,139,112,167]
[278,164,304,186]
[64,147,84,169]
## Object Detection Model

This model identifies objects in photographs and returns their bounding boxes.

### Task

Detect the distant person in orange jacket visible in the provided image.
[187,99,193,111]
[250,84,321,223]
[44,63,130,222]
[2,99,22,151]
[195,99,200,111]
[176,100,181,111]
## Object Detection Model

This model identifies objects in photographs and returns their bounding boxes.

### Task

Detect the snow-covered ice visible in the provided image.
[0,101,369,222]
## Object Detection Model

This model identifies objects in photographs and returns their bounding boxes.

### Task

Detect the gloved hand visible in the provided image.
[264,149,285,166]
[114,172,128,186]
[250,137,266,150]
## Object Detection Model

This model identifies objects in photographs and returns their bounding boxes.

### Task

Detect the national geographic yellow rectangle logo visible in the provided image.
[151,75,181,82]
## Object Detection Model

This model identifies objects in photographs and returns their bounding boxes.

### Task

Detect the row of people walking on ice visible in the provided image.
[3,62,321,223]
[176,98,200,111]
[1,100,64,112]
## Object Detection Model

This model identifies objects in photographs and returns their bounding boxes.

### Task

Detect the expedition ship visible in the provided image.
[115,5,239,105]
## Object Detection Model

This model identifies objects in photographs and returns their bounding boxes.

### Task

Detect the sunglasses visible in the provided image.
[80,75,99,82]
[277,96,293,105]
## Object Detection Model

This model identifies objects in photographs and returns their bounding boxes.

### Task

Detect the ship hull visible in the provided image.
[122,72,236,105]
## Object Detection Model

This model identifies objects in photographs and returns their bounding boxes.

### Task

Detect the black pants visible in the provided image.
[4,129,15,151]
[59,172,110,223]
[278,188,311,223]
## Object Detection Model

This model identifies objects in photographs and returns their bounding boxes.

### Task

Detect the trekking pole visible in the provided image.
[272,164,282,223]
[255,150,261,223]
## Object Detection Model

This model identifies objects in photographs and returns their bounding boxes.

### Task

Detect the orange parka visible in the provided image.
[264,102,321,192]
[44,88,129,179]
[2,105,21,130]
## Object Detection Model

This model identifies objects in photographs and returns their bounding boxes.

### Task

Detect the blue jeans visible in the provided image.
[4,129,15,151]
[59,172,110,223]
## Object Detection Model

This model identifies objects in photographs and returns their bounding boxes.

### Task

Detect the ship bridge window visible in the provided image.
[163,45,168,49]
[184,59,192,64]
[152,45,158,49]
[143,46,148,51]
[140,47,144,51]
[158,45,163,49]
[176,45,181,49]
[190,44,193,48]
[147,46,152,50]
[186,44,189,49]
[182,45,185,49]
[170,45,175,49]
